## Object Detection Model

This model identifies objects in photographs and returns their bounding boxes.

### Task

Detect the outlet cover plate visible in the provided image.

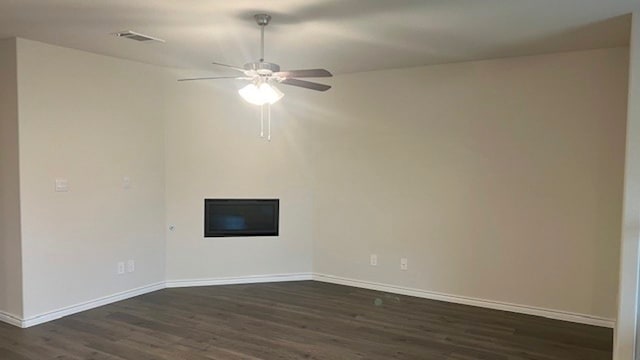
[126,260,135,273]
[117,262,125,275]
[400,257,408,270]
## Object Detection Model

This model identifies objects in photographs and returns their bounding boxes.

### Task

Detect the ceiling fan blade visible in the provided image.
[275,69,333,78]
[178,76,247,82]
[280,78,331,91]
[211,61,246,72]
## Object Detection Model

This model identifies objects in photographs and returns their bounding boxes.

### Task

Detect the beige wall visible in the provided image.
[0,38,23,318]
[615,12,640,360]
[311,48,628,320]
[0,38,628,327]
[163,79,314,281]
[16,39,167,318]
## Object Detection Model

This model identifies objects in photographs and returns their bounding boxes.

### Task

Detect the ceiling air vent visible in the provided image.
[113,30,165,43]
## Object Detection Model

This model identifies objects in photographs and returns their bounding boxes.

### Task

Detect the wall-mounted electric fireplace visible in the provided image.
[204,199,279,237]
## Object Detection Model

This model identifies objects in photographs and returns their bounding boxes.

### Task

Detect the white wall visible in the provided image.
[16,39,167,318]
[311,48,628,321]
[0,38,23,319]
[615,12,640,360]
[163,79,314,282]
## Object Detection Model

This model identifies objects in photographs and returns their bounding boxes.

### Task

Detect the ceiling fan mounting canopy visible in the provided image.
[254,14,271,26]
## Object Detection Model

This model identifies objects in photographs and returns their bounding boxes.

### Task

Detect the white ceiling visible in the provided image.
[0,0,637,75]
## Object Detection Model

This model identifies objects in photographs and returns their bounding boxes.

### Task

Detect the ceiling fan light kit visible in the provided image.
[178,13,333,141]
[239,83,284,106]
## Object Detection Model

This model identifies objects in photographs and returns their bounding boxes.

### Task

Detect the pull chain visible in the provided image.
[259,104,271,141]
[260,105,264,138]
[267,103,272,141]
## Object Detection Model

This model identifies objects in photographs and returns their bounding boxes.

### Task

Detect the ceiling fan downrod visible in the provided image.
[254,14,271,63]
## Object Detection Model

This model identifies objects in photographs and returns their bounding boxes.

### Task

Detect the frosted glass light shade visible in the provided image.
[238,83,263,105]
[259,83,284,104]
[238,82,284,105]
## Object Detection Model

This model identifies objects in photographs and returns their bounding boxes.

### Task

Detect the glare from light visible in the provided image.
[259,83,284,104]
[238,83,263,105]
[238,82,284,105]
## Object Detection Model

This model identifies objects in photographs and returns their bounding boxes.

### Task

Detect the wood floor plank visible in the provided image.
[0,281,612,359]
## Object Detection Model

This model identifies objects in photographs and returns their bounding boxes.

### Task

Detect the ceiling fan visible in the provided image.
[179,14,333,136]
[179,14,332,141]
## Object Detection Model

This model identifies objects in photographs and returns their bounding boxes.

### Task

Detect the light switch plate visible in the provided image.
[122,176,131,189]
[55,178,69,192]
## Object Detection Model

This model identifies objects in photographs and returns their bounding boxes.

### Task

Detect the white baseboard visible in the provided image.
[1,273,614,329]
[15,282,166,328]
[312,273,615,328]
[0,310,23,327]
[165,272,313,288]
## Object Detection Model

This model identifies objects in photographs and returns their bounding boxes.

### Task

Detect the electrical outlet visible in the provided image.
[117,262,125,275]
[400,258,408,271]
[370,254,378,266]
[126,260,135,273]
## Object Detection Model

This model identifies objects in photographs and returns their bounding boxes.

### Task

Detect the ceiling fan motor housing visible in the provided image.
[244,61,280,76]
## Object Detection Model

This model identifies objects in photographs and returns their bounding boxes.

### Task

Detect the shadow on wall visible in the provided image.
[491,14,632,58]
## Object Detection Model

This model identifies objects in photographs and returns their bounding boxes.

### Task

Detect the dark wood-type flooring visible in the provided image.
[0,281,612,359]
